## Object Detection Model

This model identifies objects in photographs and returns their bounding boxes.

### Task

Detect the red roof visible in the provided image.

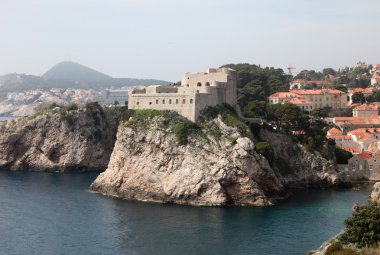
[268,92,298,99]
[342,146,361,154]
[291,89,345,95]
[328,127,343,135]
[354,104,378,111]
[358,152,372,159]
[288,98,312,105]
[348,88,373,94]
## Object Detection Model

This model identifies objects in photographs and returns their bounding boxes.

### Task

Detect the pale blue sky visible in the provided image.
[1,0,379,81]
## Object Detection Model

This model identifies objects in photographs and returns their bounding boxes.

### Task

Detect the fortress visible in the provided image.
[128,68,237,122]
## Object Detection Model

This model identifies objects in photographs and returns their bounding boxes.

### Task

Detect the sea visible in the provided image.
[0,171,372,255]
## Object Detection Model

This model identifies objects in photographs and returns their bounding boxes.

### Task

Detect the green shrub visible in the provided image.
[329,248,359,255]
[172,121,200,145]
[66,102,78,111]
[255,141,274,165]
[325,242,343,255]
[85,101,103,111]
[339,203,380,248]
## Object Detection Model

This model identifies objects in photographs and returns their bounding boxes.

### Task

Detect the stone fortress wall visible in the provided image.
[128,68,237,122]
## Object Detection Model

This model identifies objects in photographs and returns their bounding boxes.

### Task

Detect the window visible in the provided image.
[156,100,158,104]
[169,99,172,104]
[137,102,139,105]
[149,102,152,105]
[370,165,373,171]
[176,99,178,104]
[183,99,186,104]
[162,99,165,104]
[186,84,189,87]
[197,82,202,87]
[196,90,199,93]
[205,82,210,86]
[190,99,193,104]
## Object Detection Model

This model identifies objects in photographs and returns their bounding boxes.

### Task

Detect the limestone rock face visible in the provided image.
[370,182,380,204]
[91,115,284,206]
[260,129,346,188]
[0,107,119,172]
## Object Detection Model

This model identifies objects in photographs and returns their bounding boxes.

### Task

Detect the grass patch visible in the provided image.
[202,105,250,137]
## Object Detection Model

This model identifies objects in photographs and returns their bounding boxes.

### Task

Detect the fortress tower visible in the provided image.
[128,68,237,122]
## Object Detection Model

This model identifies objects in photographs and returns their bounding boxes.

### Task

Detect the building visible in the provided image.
[268,89,348,111]
[347,87,373,104]
[128,68,237,122]
[353,103,379,117]
[333,117,380,133]
[100,89,129,106]
[289,79,329,90]
[347,152,380,180]
[371,64,380,86]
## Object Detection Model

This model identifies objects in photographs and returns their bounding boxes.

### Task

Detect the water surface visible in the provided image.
[0,171,371,255]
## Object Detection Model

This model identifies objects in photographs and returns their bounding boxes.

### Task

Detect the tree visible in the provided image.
[323,68,336,76]
[351,92,365,104]
[243,100,268,117]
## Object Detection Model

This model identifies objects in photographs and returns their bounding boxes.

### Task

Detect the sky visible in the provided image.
[0,0,380,81]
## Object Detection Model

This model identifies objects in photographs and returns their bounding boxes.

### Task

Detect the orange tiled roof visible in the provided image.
[328,127,343,135]
[348,88,373,94]
[291,89,345,95]
[326,135,351,140]
[335,117,380,125]
[357,152,372,159]
[342,146,361,154]
[268,92,298,99]
[354,104,378,111]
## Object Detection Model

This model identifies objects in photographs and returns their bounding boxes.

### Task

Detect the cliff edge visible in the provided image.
[0,103,121,172]
[90,107,347,206]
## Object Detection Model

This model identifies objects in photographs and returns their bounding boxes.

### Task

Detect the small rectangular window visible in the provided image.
[156,100,158,104]
[183,99,186,104]
[176,99,178,104]
[169,99,172,104]
[162,100,165,104]
[190,99,193,104]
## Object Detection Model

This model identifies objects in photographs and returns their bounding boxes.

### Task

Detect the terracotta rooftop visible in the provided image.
[357,152,372,159]
[354,104,378,111]
[334,117,380,125]
[288,98,312,105]
[348,88,373,94]
[327,127,343,135]
[342,146,361,154]
[291,89,345,95]
[268,92,298,99]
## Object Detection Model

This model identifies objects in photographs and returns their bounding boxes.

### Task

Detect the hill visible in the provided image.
[42,61,111,81]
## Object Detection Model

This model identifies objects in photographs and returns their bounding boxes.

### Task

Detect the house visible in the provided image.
[268,89,348,111]
[333,117,380,133]
[289,79,329,90]
[128,68,237,122]
[347,87,373,104]
[353,103,379,117]
[347,152,380,180]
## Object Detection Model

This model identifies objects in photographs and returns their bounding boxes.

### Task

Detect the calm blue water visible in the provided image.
[0,171,371,255]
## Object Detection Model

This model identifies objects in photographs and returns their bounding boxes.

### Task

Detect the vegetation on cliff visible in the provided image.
[121,105,250,146]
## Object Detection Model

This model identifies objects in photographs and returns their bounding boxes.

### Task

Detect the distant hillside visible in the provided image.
[0,62,170,97]
[42,61,111,81]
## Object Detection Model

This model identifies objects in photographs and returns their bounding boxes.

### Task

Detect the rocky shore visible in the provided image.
[0,104,121,172]
[90,108,350,206]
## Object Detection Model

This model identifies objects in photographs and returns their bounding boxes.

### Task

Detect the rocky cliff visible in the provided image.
[259,129,346,188]
[0,104,121,172]
[91,108,347,206]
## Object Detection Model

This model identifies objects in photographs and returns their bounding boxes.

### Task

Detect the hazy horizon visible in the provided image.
[1,0,379,81]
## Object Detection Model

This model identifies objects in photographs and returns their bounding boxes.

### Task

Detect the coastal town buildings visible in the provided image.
[268,89,348,110]
[289,79,329,90]
[347,88,373,104]
[128,68,237,122]
[353,103,379,117]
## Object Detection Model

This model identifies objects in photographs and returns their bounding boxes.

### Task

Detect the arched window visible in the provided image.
[205,82,210,86]
[197,82,202,87]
